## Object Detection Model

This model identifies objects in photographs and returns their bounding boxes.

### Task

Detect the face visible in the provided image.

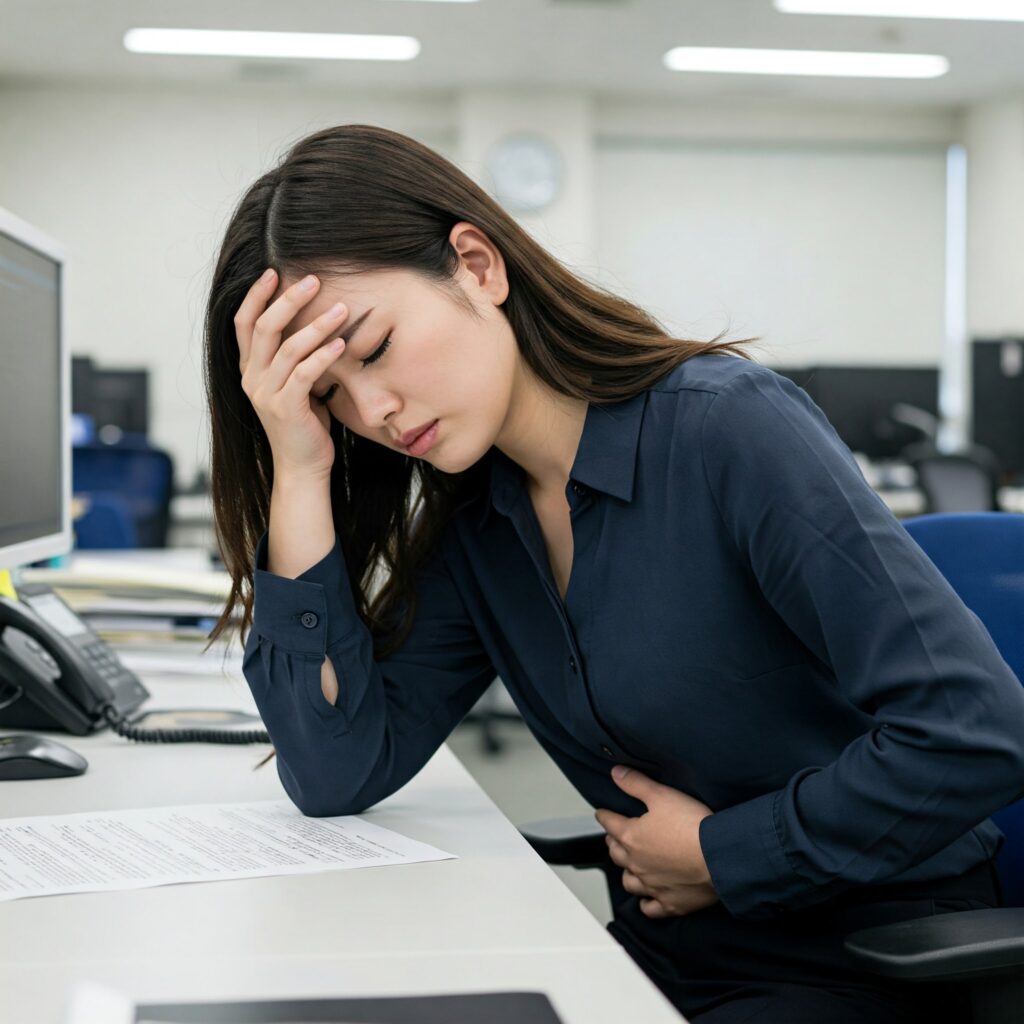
[274,265,519,473]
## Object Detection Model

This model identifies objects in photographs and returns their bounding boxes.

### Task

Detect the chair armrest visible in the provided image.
[518,815,608,867]
[844,908,1024,981]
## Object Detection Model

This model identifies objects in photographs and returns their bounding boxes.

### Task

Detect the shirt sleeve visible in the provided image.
[242,527,496,817]
[696,367,1024,919]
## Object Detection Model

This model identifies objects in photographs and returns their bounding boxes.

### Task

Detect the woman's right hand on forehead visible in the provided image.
[235,269,346,481]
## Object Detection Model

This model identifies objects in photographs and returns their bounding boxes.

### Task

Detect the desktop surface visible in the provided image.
[0,673,681,1024]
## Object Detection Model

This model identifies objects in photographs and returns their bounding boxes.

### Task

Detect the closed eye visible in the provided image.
[362,334,391,368]
[313,335,392,406]
[314,384,338,406]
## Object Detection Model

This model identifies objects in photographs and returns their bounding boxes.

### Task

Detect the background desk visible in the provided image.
[0,677,682,1023]
[169,489,1024,556]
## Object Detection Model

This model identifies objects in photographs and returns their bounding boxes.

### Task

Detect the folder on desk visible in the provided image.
[135,991,565,1023]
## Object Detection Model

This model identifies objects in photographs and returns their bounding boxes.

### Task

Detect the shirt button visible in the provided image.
[601,745,615,758]
[299,611,319,629]
[572,482,586,496]
[569,656,578,673]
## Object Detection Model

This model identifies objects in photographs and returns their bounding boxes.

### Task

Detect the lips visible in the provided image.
[399,420,437,447]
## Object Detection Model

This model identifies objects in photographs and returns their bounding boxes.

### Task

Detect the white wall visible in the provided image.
[0,82,974,485]
[457,91,597,270]
[592,141,948,368]
[964,96,1024,338]
[0,83,453,487]
[591,100,960,369]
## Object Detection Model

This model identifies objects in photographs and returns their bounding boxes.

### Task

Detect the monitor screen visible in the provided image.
[972,339,1024,483]
[798,365,940,461]
[0,210,68,569]
[88,368,149,435]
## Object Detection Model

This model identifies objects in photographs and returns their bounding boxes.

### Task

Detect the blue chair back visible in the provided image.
[72,443,174,548]
[903,513,1024,905]
[73,494,139,549]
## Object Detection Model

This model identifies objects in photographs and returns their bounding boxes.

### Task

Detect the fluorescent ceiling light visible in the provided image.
[123,28,421,61]
[776,1,1024,20]
[663,46,948,78]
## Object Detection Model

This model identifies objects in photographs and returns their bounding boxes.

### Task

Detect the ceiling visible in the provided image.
[2,0,1024,109]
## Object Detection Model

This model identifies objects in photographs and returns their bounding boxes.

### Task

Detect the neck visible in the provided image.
[495,358,588,497]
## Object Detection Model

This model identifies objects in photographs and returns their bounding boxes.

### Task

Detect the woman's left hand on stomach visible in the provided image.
[595,766,719,920]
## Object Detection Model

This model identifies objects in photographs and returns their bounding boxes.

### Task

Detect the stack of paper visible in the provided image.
[20,554,240,650]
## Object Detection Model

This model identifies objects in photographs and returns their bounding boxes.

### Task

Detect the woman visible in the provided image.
[204,124,1024,1023]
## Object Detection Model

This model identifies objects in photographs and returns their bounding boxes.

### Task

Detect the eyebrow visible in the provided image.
[333,307,375,348]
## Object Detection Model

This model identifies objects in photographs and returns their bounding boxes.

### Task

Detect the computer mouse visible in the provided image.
[0,734,88,780]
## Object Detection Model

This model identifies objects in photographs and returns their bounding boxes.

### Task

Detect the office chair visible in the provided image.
[903,444,1001,514]
[464,680,525,755]
[520,512,1024,1024]
[72,442,175,548]
[72,493,139,549]
[843,512,1024,1024]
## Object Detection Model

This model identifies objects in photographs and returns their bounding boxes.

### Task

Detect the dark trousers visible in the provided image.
[606,860,1001,1023]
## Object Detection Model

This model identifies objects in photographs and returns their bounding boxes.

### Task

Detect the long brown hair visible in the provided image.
[204,124,750,657]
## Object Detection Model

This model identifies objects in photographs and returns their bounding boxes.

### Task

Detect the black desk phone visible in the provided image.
[0,583,149,735]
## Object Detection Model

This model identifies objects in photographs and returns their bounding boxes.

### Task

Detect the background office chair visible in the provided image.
[72,493,140,549]
[520,512,1024,1024]
[843,512,1024,1024]
[903,443,1001,514]
[72,442,175,549]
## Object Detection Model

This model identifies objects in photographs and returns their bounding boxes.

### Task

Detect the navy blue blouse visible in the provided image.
[243,355,1024,920]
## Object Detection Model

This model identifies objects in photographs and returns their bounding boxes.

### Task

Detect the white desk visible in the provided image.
[0,677,682,1023]
[0,949,672,1024]
[874,486,1024,518]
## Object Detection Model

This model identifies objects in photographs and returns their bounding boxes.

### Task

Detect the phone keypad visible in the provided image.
[82,640,126,681]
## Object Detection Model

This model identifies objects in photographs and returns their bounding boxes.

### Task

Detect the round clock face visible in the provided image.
[485,134,563,214]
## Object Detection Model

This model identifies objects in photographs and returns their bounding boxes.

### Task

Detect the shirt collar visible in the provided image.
[476,387,649,528]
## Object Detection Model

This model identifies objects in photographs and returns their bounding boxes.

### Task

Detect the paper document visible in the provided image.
[22,556,232,598]
[117,647,245,678]
[0,800,454,902]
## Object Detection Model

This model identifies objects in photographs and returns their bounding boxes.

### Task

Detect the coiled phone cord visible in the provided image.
[102,704,271,745]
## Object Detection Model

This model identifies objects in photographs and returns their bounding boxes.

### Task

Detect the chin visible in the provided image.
[430,436,489,475]
[424,448,464,474]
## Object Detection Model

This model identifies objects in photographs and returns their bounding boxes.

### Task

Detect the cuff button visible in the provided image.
[299,611,319,629]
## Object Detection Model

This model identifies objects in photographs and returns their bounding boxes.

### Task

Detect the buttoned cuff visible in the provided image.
[251,531,362,656]
[698,789,799,920]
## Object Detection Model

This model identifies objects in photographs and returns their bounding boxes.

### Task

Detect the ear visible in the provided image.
[449,222,509,306]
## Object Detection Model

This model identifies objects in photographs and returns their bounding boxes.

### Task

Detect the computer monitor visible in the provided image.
[774,365,940,461]
[972,338,1024,484]
[0,208,70,570]
[72,356,149,437]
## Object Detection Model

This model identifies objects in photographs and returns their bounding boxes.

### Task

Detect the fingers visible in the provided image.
[277,335,346,406]
[236,271,331,384]
[262,301,347,396]
[606,834,629,868]
[594,808,631,839]
[639,897,671,919]
[252,274,327,376]
[621,869,649,897]
[234,268,280,377]
[610,765,660,805]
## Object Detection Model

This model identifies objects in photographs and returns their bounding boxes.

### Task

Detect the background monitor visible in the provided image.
[972,339,1024,484]
[770,364,940,461]
[72,356,149,437]
[0,208,70,570]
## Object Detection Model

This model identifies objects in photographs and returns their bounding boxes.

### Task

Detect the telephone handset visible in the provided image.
[0,584,149,735]
[0,583,270,746]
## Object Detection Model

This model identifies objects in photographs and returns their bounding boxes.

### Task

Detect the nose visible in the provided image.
[347,378,400,434]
